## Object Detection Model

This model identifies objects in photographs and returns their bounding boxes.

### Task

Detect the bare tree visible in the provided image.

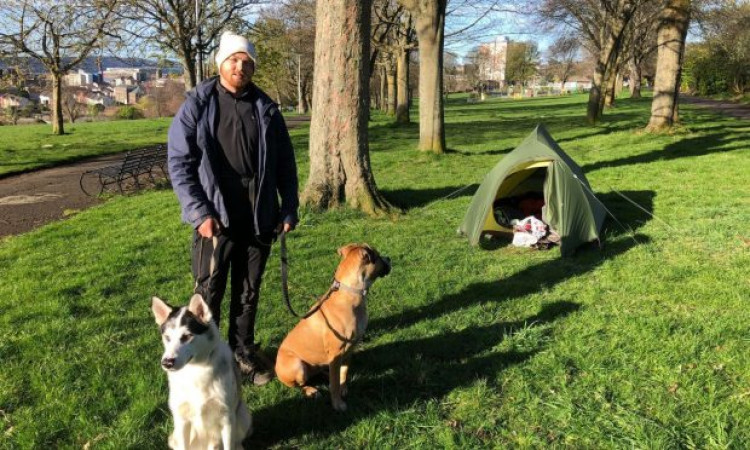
[302,0,392,216]
[624,2,661,98]
[647,0,692,131]
[122,0,254,91]
[547,35,580,89]
[61,86,84,123]
[284,0,316,113]
[4,106,20,125]
[141,79,185,117]
[371,0,409,117]
[0,0,121,134]
[395,12,417,123]
[537,0,643,123]
[398,0,448,153]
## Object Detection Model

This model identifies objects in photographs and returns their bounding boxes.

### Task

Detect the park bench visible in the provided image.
[79,145,168,196]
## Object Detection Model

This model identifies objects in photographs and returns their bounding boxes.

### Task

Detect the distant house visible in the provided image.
[0,94,31,109]
[551,77,593,92]
[85,93,116,107]
[64,69,98,87]
[104,67,158,85]
[113,85,143,105]
[478,36,510,88]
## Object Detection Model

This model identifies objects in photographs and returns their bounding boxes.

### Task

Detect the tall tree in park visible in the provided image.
[251,0,315,112]
[586,1,638,123]
[0,0,120,135]
[302,0,392,215]
[398,0,448,153]
[122,0,254,91]
[505,41,540,87]
[538,0,639,123]
[624,2,661,98]
[547,35,580,89]
[647,0,692,130]
[395,11,416,124]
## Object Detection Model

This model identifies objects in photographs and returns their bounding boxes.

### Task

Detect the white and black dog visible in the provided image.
[151,294,252,450]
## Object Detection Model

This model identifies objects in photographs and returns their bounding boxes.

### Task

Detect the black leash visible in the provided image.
[279,231,371,324]
[280,230,329,319]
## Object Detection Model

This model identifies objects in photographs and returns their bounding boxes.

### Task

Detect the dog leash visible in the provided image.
[279,231,368,320]
[194,235,219,293]
[280,230,324,319]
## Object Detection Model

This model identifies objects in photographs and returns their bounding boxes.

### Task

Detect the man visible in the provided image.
[168,31,299,386]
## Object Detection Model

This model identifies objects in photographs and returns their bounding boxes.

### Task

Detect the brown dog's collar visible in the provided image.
[332,279,368,297]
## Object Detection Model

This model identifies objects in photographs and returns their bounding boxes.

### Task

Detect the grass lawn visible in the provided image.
[1,93,749,448]
[0,118,171,177]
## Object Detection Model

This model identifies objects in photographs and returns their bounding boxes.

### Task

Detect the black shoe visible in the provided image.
[234,349,274,386]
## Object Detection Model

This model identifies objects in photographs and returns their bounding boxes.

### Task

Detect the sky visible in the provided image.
[443,4,555,64]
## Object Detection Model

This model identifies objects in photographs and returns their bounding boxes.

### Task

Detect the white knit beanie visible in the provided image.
[215,31,258,67]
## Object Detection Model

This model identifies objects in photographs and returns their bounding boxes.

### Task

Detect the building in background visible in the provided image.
[478,36,509,87]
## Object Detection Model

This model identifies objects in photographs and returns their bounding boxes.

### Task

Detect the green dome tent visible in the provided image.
[459,124,606,256]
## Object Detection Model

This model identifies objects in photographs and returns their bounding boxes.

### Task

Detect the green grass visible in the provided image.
[0,118,171,177]
[1,93,749,448]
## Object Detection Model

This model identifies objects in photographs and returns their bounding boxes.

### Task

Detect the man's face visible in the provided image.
[219,52,254,92]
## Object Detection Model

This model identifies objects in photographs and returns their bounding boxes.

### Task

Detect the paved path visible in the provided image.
[681,95,750,121]
[0,116,309,239]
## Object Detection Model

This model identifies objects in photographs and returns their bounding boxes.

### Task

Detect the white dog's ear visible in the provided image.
[151,296,173,326]
[188,293,212,323]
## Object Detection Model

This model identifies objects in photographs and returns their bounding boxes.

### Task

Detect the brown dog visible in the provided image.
[275,243,391,411]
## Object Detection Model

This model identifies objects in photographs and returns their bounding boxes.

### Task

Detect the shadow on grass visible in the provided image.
[383,184,479,210]
[582,127,749,173]
[370,233,647,336]
[251,300,580,448]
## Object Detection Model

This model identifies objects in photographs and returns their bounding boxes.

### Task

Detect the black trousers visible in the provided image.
[191,228,272,353]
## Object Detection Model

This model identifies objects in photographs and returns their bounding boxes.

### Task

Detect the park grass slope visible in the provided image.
[0,93,749,448]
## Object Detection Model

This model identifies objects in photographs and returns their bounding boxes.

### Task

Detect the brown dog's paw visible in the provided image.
[302,386,320,398]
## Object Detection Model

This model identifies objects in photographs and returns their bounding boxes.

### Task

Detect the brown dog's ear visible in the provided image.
[188,294,213,324]
[337,243,358,257]
[151,296,173,326]
[359,247,372,263]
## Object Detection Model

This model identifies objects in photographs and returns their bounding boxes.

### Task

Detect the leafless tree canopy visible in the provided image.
[121,0,256,90]
[0,0,121,134]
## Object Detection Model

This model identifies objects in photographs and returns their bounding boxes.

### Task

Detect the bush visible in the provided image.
[88,103,105,118]
[116,106,143,120]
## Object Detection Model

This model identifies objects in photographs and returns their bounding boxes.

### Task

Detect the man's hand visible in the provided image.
[198,217,221,238]
[276,222,295,234]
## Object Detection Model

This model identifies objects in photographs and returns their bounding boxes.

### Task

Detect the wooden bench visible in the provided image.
[79,145,168,196]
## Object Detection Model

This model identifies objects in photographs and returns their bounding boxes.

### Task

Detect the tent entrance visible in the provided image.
[482,160,553,233]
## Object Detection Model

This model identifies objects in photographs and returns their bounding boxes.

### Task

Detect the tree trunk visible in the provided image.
[604,67,616,108]
[396,47,410,124]
[629,59,642,98]
[182,55,197,91]
[587,43,613,122]
[411,0,446,152]
[51,73,64,135]
[386,56,397,116]
[648,0,691,131]
[587,6,631,123]
[379,65,387,111]
[302,0,391,216]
